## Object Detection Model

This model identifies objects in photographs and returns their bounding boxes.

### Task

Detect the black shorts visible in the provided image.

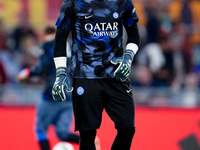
[72,78,135,131]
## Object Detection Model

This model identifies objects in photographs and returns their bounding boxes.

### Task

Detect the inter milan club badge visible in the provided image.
[77,86,84,95]
[113,12,119,19]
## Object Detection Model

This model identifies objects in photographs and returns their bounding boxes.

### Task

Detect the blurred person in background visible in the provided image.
[136,29,190,89]
[153,33,190,88]
[8,12,40,70]
[180,0,193,71]
[180,0,193,35]
[9,13,37,51]
[158,2,173,38]
[169,20,191,90]
[144,1,161,44]
[0,13,40,83]
[17,33,41,69]
[135,37,167,86]
[0,48,21,84]
[0,18,21,84]
[156,36,177,87]
[15,26,80,150]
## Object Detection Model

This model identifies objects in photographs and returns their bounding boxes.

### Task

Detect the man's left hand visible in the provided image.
[111,54,132,82]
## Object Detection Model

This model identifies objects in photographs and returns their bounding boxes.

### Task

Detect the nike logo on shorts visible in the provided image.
[126,89,132,93]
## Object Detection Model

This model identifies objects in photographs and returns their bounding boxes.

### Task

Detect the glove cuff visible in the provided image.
[124,49,135,62]
[56,67,67,77]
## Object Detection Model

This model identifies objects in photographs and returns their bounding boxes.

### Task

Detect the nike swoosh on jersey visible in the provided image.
[85,15,93,19]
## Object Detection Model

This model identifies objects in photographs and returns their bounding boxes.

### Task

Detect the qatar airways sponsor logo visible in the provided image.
[84,22,118,38]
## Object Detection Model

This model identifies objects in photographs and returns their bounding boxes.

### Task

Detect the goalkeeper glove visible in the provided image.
[15,68,30,82]
[52,67,73,102]
[111,49,135,82]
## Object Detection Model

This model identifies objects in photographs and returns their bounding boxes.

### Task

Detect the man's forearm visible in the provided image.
[126,23,140,47]
[54,27,69,58]
[54,27,70,68]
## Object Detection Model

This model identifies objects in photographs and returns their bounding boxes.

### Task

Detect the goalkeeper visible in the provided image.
[16,26,79,150]
[52,0,140,149]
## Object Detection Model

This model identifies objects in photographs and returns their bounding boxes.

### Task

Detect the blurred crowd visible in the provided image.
[131,0,200,106]
[0,0,200,106]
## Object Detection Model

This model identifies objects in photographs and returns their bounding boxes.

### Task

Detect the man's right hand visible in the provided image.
[52,67,73,102]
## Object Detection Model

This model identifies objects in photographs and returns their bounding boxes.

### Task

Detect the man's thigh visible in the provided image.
[103,78,135,129]
[72,78,104,131]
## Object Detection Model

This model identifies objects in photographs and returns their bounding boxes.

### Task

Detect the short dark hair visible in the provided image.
[44,26,56,35]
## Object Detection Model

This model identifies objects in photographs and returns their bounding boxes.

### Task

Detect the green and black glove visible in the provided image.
[52,67,73,102]
[111,49,135,82]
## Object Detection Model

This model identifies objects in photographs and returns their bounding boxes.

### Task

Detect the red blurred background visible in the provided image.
[0,106,200,150]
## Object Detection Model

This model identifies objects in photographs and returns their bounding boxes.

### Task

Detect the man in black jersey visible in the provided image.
[52,0,140,149]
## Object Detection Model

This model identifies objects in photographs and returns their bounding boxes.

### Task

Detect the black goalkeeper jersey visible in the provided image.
[56,0,139,79]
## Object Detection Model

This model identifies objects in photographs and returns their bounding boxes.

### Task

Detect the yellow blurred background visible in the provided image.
[0,0,200,42]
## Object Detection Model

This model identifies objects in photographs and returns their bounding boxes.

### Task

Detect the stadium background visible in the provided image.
[0,0,200,150]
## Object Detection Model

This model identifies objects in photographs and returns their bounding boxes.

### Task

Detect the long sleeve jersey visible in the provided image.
[55,0,139,79]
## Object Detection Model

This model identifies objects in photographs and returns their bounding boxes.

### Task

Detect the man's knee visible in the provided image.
[56,131,69,141]
[117,127,135,137]
[80,130,96,142]
[79,130,97,150]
